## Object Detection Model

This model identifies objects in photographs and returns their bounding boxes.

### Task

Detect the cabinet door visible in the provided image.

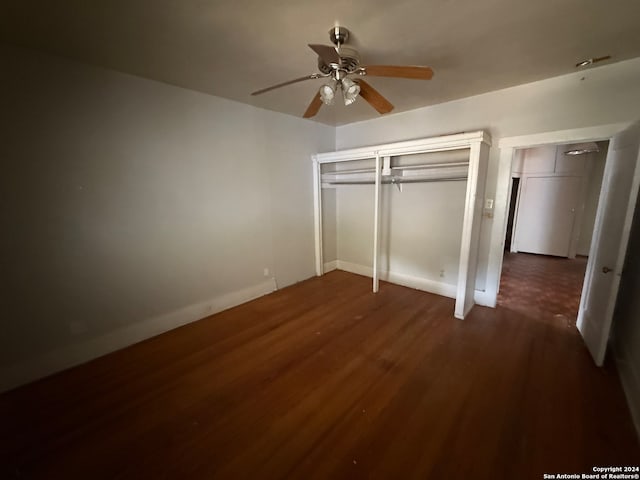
[514,176,582,257]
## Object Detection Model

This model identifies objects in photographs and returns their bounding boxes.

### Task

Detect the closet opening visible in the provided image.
[313,131,491,319]
[497,141,609,327]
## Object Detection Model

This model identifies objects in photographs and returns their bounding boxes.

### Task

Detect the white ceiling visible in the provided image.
[2,0,640,126]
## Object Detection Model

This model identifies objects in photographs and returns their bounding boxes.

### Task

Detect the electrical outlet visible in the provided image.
[263,268,270,277]
[439,269,445,278]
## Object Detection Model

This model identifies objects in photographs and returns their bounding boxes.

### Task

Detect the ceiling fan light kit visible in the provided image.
[251,26,434,118]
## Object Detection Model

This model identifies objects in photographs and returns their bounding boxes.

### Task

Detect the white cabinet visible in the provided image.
[511,143,597,257]
[514,176,583,257]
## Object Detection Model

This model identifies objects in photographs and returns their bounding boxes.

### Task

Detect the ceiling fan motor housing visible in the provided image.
[318,46,361,74]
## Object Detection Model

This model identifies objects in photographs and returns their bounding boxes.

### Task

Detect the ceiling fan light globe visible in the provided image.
[343,95,357,106]
[346,84,360,96]
[319,84,335,105]
[341,77,360,106]
[564,142,599,155]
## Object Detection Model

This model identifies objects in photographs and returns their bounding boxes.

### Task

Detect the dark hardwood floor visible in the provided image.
[1,270,638,479]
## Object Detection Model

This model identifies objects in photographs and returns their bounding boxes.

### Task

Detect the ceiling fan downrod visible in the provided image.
[329,26,349,47]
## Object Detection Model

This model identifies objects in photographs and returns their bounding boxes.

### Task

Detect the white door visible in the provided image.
[577,122,640,366]
[514,176,582,257]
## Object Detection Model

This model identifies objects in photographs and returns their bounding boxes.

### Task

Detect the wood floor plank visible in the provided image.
[1,270,638,479]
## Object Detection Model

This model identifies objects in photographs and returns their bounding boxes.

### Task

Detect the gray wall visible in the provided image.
[0,45,333,390]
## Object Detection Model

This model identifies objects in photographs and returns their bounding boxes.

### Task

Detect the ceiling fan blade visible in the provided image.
[251,75,317,96]
[303,92,323,119]
[363,65,434,80]
[358,80,394,114]
[308,44,341,66]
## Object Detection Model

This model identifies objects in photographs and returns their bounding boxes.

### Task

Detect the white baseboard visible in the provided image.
[614,340,640,439]
[336,260,458,298]
[335,260,372,279]
[0,278,277,393]
[323,260,338,272]
[386,268,458,299]
[334,260,490,307]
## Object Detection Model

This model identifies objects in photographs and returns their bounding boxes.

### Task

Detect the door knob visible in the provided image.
[602,266,613,274]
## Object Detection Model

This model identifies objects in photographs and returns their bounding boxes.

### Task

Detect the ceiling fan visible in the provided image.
[251,26,434,119]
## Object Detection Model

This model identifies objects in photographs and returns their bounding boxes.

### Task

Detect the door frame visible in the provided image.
[484,122,632,306]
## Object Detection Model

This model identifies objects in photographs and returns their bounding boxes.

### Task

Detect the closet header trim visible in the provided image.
[314,131,492,164]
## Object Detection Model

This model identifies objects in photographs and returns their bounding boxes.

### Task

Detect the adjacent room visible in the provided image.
[498,142,607,322]
[2,1,640,478]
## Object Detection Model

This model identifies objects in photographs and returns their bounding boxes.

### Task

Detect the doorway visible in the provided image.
[497,141,608,325]
[486,122,640,366]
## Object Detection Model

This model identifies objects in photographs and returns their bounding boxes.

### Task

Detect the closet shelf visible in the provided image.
[321,162,469,187]
[323,167,376,175]
[390,161,469,170]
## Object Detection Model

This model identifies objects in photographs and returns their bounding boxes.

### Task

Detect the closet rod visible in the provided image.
[324,176,467,186]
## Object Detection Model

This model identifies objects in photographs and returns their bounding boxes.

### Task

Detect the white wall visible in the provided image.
[576,145,607,256]
[335,57,640,292]
[321,189,337,265]
[262,114,334,287]
[336,186,375,268]
[0,44,333,391]
[335,182,466,287]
